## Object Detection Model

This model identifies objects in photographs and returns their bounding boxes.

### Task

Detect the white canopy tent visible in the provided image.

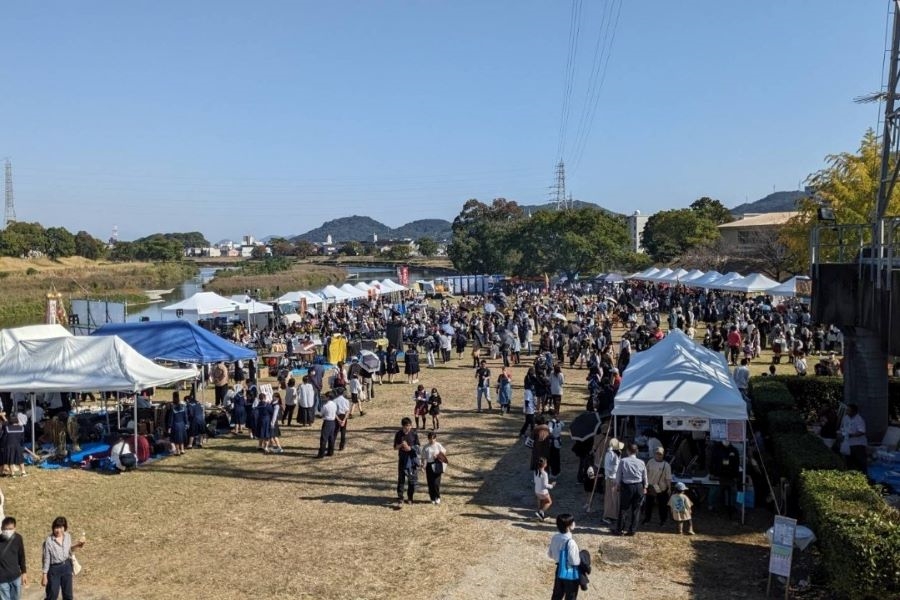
[707,271,744,290]
[319,285,355,302]
[657,268,690,283]
[613,329,749,521]
[276,291,326,306]
[339,283,368,299]
[689,271,722,287]
[380,278,406,292]
[629,267,660,280]
[717,273,780,294]
[0,336,197,460]
[647,268,674,282]
[354,281,374,293]
[161,292,243,322]
[681,269,706,283]
[0,324,72,356]
[768,275,811,298]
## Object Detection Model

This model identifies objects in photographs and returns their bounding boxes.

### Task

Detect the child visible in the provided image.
[427,388,442,431]
[413,385,429,430]
[534,457,554,521]
[347,373,364,417]
[668,482,694,535]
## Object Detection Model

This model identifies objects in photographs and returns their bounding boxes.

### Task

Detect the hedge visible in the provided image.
[890,378,900,422]
[799,470,900,599]
[761,375,843,422]
[766,410,807,435]
[749,378,795,430]
[770,432,845,487]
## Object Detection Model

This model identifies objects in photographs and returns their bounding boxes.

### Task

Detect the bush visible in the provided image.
[766,410,807,435]
[763,375,843,423]
[771,432,845,487]
[749,377,795,430]
[800,470,900,599]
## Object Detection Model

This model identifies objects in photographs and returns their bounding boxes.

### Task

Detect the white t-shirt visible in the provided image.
[110,441,132,471]
[320,400,337,421]
[299,383,316,408]
[334,396,351,415]
[422,441,446,464]
[841,414,867,447]
[534,470,552,495]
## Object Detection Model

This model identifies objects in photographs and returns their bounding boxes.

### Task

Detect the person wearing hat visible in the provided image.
[602,438,624,524]
[643,447,672,526]
[668,482,694,534]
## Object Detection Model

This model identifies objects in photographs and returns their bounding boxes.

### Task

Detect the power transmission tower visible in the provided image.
[552,160,568,210]
[4,159,15,229]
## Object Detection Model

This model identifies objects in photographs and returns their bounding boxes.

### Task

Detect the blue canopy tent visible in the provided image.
[91,321,255,363]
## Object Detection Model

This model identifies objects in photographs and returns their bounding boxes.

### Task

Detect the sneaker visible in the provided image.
[431,500,437,505]
[435,498,441,505]
[535,510,543,520]
[687,530,695,535]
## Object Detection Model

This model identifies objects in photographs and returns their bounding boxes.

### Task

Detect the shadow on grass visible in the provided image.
[689,539,770,599]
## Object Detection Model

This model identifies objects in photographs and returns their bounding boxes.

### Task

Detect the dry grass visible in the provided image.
[5,319,779,600]
[0,259,196,328]
[205,263,346,297]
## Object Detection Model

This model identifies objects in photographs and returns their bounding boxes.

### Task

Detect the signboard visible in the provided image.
[663,417,709,432]
[258,383,275,401]
[710,419,727,441]
[768,515,797,578]
[727,420,746,442]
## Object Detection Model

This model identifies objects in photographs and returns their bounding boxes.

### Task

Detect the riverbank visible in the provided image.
[205,261,346,298]
[0,257,197,328]
[308,254,455,270]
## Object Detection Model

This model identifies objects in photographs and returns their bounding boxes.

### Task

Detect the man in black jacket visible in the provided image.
[0,516,27,598]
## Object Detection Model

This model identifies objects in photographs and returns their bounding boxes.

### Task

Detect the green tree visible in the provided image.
[384,244,412,260]
[641,209,720,263]
[0,222,47,257]
[339,241,363,256]
[294,240,317,258]
[109,241,136,262]
[782,129,900,268]
[690,197,734,225]
[415,236,438,257]
[268,237,295,257]
[44,226,76,259]
[74,230,107,260]
[132,235,184,261]
[447,198,524,273]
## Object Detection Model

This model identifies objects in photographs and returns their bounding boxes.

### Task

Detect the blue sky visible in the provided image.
[1,1,889,241]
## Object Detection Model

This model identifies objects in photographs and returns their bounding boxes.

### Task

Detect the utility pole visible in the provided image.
[3,158,15,229]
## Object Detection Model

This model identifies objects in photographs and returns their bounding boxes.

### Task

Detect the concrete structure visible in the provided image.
[626,211,649,253]
[717,211,798,253]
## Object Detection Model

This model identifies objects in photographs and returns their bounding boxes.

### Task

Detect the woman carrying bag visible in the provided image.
[41,516,85,600]
[422,431,448,505]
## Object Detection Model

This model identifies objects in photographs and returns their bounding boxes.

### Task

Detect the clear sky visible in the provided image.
[1,1,890,242]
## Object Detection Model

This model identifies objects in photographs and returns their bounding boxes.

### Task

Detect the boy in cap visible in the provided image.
[668,482,694,535]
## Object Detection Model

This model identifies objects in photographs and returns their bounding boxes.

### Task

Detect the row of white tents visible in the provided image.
[627,267,810,297]
[155,279,409,324]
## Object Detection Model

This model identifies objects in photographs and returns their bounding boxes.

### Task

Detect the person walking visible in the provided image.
[549,364,565,414]
[211,361,229,406]
[347,373,365,418]
[602,438,624,524]
[0,516,26,600]
[840,403,868,473]
[394,417,421,505]
[615,444,648,536]
[316,394,337,458]
[334,391,350,451]
[496,366,512,414]
[230,384,247,434]
[475,360,492,412]
[642,447,672,526]
[427,388,442,431]
[413,385,429,431]
[534,457,555,521]
[519,384,536,439]
[547,409,564,478]
[41,517,84,600]
[167,392,188,456]
[422,431,447,505]
[547,513,582,600]
[404,344,420,384]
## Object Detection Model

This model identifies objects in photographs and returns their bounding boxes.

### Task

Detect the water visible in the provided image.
[128,267,219,322]
[344,265,452,283]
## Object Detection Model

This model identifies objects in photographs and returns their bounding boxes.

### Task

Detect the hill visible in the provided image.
[518,199,621,217]
[292,216,452,243]
[731,190,807,215]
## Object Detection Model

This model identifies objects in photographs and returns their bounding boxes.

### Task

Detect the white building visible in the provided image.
[626,211,650,253]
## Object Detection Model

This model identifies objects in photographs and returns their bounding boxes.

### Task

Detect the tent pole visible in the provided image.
[741,437,747,525]
[30,393,36,452]
[134,397,139,469]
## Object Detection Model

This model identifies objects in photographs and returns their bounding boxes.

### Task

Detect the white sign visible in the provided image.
[768,515,797,578]
[663,417,709,432]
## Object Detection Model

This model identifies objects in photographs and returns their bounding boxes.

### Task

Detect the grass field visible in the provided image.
[4,320,783,600]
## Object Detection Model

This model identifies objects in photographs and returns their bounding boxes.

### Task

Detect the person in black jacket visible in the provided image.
[0,516,27,597]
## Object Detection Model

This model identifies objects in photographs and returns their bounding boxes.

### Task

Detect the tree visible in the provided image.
[690,197,734,225]
[268,237,295,257]
[109,241,136,262]
[415,236,438,257]
[782,129,900,268]
[339,241,363,256]
[447,198,524,273]
[74,230,107,260]
[0,221,47,257]
[384,245,412,260]
[132,235,184,261]
[741,227,804,280]
[250,245,269,259]
[641,209,720,263]
[44,226,76,259]
[294,240,317,258]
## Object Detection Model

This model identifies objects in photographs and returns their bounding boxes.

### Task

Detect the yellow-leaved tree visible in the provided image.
[782,129,900,269]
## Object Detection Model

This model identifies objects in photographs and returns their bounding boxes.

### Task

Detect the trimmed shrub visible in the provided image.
[762,375,843,423]
[766,410,807,435]
[800,470,900,599]
[771,432,845,487]
[749,377,795,430]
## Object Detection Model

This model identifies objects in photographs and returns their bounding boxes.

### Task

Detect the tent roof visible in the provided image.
[681,269,706,282]
[718,272,780,293]
[339,283,367,298]
[658,268,690,282]
[768,275,811,297]
[277,291,325,305]
[92,321,256,363]
[647,268,674,282]
[613,330,748,421]
[707,271,744,290]
[0,324,72,355]
[380,278,406,291]
[320,285,355,300]
[162,292,241,316]
[0,336,197,393]
[629,267,660,280]
[689,270,722,286]
[354,282,373,292]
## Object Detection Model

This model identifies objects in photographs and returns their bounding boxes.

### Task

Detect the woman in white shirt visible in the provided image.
[298,376,317,427]
[421,431,447,505]
[603,438,624,523]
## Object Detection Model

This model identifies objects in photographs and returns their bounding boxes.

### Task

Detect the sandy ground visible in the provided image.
[7,334,776,599]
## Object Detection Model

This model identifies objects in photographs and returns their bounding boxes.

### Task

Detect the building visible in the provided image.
[626,211,650,253]
[717,211,799,253]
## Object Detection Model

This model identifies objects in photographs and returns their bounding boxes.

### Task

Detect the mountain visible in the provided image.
[292,216,452,243]
[730,191,807,215]
[518,199,621,217]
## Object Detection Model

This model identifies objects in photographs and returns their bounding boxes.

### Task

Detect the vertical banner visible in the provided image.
[768,515,797,578]
[400,265,409,286]
[396,266,403,284]
[45,294,59,324]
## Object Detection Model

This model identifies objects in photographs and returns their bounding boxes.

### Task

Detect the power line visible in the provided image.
[556,0,584,161]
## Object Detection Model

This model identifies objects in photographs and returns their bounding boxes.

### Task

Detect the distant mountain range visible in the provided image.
[291,216,453,244]
[730,190,807,215]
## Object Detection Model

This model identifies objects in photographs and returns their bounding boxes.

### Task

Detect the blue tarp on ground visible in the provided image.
[92,321,255,364]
